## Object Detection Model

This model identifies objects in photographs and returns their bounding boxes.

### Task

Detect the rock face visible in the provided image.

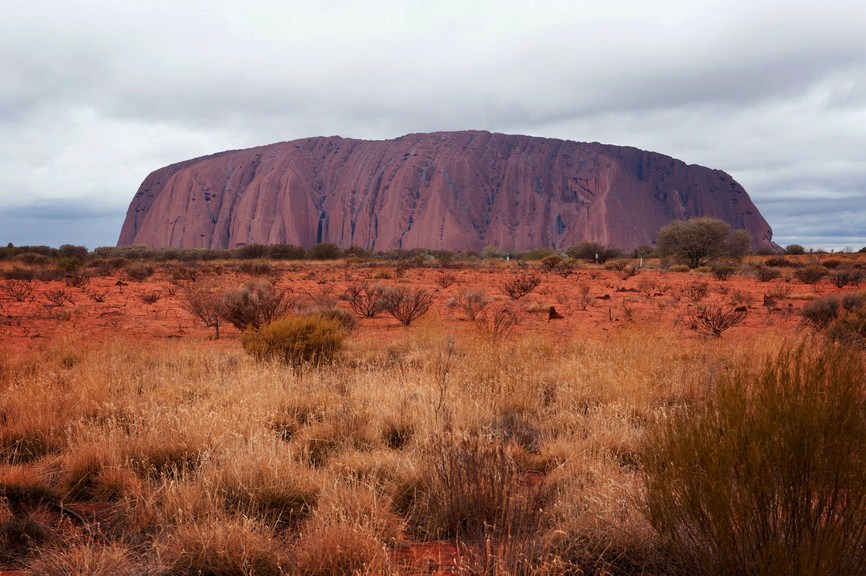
[118,131,774,252]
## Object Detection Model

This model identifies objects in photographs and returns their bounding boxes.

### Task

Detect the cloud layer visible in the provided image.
[2,0,865,249]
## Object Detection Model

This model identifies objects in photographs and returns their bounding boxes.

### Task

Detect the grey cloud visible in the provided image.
[1,0,865,249]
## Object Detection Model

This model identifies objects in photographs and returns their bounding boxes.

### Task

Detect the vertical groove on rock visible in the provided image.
[119,131,775,251]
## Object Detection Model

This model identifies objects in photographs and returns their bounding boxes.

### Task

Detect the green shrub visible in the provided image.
[785,244,806,255]
[642,342,866,576]
[241,316,346,366]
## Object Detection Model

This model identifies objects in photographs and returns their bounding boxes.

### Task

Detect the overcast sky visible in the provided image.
[1,0,865,250]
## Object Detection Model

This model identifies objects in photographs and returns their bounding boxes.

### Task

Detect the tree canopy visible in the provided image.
[657,217,751,269]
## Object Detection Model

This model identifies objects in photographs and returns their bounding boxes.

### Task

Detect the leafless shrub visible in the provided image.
[64,270,91,289]
[139,290,161,304]
[691,304,748,337]
[383,287,435,326]
[501,274,541,300]
[341,282,387,317]
[830,270,864,289]
[166,263,200,283]
[554,259,577,278]
[4,280,33,302]
[477,305,520,339]
[575,284,592,310]
[307,286,337,309]
[794,265,829,286]
[609,259,639,279]
[434,272,457,289]
[728,289,755,308]
[767,285,794,300]
[456,289,491,321]
[182,279,227,339]
[44,289,73,306]
[684,281,709,302]
[753,265,782,282]
[87,289,109,303]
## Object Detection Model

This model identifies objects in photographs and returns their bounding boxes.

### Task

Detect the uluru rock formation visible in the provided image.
[118,131,774,252]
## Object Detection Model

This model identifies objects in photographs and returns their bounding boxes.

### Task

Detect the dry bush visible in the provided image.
[691,304,748,337]
[830,269,863,288]
[294,522,389,575]
[683,281,709,302]
[710,262,737,280]
[476,304,521,339]
[540,254,564,273]
[3,279,33,302]
[794,265,829,285]
[801,295,840,329]
[642,343,866,576]
[44,288,73,306]
[397,432,546,541]
[294,483,400,574]
[767,284,794,300]
[86,288,108,303]
[341,282,387,317]
[727,289,755,308]
[456,289,491,321]
[501,274,542,300]
[123,262,154,282]
[803,292,866,347]
[63,270,91,289]
[138,290,161,304]
[435,272,457,288]
[383,286,435,326]
[753,265,782,282]
[241,316,346,366]
[214,449,319,531]
[554,259,577,278]
[221,279,294,331]
[156,516,289,576]
[575,284,592,310]
[235,259,276,278]
[58,445,136,502]
[181,278,227,338]
[25,541,143,576]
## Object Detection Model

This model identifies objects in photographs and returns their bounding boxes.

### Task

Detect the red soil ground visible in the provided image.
[3,258,852,352]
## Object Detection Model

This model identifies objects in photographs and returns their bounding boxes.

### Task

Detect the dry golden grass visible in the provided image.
[0,312,802,574]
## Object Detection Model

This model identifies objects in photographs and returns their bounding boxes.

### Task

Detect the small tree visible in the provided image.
[656,217,751,269]
[182,279,227,339]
